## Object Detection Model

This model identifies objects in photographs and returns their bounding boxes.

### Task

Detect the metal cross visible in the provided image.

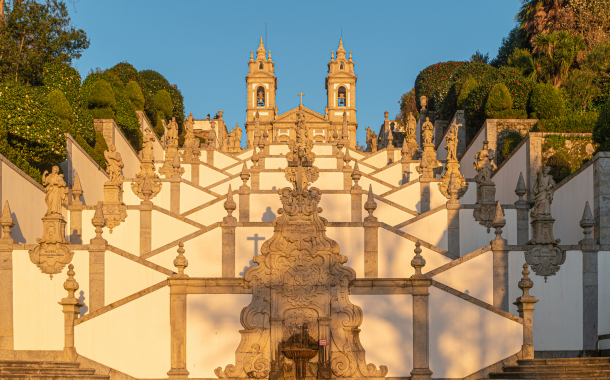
[298,92,305,105]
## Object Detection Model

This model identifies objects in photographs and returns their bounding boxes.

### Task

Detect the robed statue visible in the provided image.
[142,129,156,161]
[104,144,124,184]
[167,117,179,146]
[531,166,555,219]
[422,117,434,145]
[42,166,68,215]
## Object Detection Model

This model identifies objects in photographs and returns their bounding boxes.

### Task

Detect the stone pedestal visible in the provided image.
[525,216,566,280]
[364,215,379,278]
[59,264,84,362]
[29,214,73,278]
[473,181,496,231]
[419,179,431,213]
[513,265,538,360]
[447,203,460,257]
[221,216,237,278]
[351,188,362,222]
[239,189,250,222]
[0,244,13,350]
[170,179,181,214]
[410,243,432,380]
[102,182,127,232]
[191,162,200,186]
[168,280,189,379]
[88,247,105,313]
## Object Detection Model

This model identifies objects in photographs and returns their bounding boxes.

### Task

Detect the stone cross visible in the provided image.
[298,92,305,105]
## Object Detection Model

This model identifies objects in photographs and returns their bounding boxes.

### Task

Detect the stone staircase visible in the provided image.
[487,357,610,379]
[0,360,109,379]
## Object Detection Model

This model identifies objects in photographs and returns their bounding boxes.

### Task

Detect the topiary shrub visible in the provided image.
[545,151,572,182]
[458,77,478,108]
[86,79,116,119]
[125,81,145,110]
[529,82,566,119]
[138,69,185,134]
[154,89,173,120]
[106,62,138,84]
[593,98,610,152]
[486,83,513,118]
[46,90,74,125]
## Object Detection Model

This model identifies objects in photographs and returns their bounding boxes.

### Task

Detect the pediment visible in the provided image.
[276,106,326,123]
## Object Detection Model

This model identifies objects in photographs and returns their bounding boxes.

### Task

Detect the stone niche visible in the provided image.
[215,187,387,380]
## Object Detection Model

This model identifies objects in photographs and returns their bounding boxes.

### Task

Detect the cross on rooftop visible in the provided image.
[298,92,305,105]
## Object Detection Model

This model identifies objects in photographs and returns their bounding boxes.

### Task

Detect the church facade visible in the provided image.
[244,38,358,148]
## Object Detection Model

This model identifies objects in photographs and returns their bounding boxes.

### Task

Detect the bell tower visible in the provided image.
[245,37,277,148]
[326,38,357,148]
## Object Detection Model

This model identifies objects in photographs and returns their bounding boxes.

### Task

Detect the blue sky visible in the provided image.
[68,0,521,146]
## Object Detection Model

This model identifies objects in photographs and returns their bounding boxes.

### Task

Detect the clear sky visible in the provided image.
[68,0,521,146]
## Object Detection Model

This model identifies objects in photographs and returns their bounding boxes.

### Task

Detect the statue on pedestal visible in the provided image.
[438,123,467,198]
[473,141,498,230]
[132,128,162,201]
[103,144,127,232]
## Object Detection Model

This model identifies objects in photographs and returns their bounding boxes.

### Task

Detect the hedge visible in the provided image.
[535,111,598,133]
[485,83,513,118]
[125,81,145,110]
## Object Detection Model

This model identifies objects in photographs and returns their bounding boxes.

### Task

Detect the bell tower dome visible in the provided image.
[326,38,357,148]
[245,37,277,148]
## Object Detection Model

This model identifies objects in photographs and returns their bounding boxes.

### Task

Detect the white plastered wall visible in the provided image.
[148,228,222,277]
[384,183,420,212]
[66,139,107,205]
[361,152,387,169]
[111,126,140,179]
[80,209,140,254]
[372,164,403,187]
[432,250,493,304]
[351,295,413,376]
[199,165,229,188]
[508,251,583,351]
[429,286,522,378]
[259,172,291,190]
[214,151,240,169]
[186,294,251,378]
[270,145,289,155]
[181,182,217,213]
[552,164,594,245]
[1,161,46,243]
[358,177,392,195]
[319,194,351,222]
[13,250,89,349]
[459,209,517,255]
[378,228,451,278]
[460,124,488,179]
[210,176,243,195]
[492,141,527,204]
[401,209,448,251]
[265,157,288,169]
[235,227,274,276]
[151,210,200,250]
[599,251,610,335]
[312,145,332,155]
[327,227,364,277]
[250,194,282,223]
[187,200,230,226]
[105,251,168,305]
[74,286,170,378]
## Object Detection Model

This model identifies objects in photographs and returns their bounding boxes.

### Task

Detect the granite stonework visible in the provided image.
[1,38,610,380]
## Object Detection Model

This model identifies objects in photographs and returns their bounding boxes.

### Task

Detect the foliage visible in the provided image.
[106,62,138,84]
[542,134,596,182]
[516,0,571,44]
[470,50,490,64]
[508,48,539,81]
[45,89,73,124]
[499,132,524,164]
[457,77,477,108]
[154,89,173,118]
[529,82,566,118]
[491,26,530,67]
[0,0,89,84]
[563,69,599,113]
[535,111,598,132]
[395,88,417,126]
[593,97,610,151]
[125,81,145,110]
[0,81,66,174]
[414,61,465,111]
[137,69,185,135]
[0,116,42,182]
[486,83,513,118]
[86,79,116,112]
[545,151,572,181]
[534,31,585,87]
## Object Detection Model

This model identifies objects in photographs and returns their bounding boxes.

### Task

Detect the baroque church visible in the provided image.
[0,36,609,380]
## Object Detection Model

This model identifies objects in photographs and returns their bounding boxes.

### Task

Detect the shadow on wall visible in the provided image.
[79,290,88,317]
[71,228,82,244]
[11,212,26,244]
[262,207,276,222]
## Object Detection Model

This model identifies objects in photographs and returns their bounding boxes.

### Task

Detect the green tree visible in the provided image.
[535,31,585,87]
[563,69,599,113]
[593,97,610,151]
[0,0,89,84]
[154,89,173,121]
[457,77,478,108]
[125,80,145,110]
[86,79,116,119]
[485,83,513,118]
[470,50,490,64]
[530,82,566,118]
[491,26,530,67]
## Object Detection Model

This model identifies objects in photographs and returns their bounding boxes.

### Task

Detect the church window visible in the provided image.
[338,86,346,107]
[257,86,265,106]
[340,62,345,70]
[259,62,264,69]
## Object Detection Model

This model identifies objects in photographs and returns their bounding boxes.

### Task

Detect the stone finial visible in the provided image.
[91,201,106,243]
[240,162,250,188]
[224,185,236,217]
[515,172,527,202]
[492,201,506,239]
[251,146,260,167]
[518,264,534,298]
[63,264,79,299]
[351,161,362,189]
[250,50,254,62]
[580,201,595,243]
[364,184,377,217]
[343,149,352,168]
[401,137,408,157]
[71,172,83,203]
[172,241,189,278]
[410,241,426,276]
[142,173,153,203]
[387,126,394,148]
[384,111,389,121]
[0,200,15,243]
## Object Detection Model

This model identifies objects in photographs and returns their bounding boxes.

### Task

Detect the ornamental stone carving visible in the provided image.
[438,124,467,198]
[416,118,440,178]
[525,166,565,281]
[103,144,127,232]
[29,166,73,278]
[216,117,387,380]
[132,129,162,201]
[284,106,319,190]
[473,140,498,231]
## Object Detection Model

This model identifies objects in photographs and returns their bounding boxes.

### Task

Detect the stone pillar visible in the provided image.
[491,202,509,311]
[59,264,84,362]
[168,243,189,379]
[513,264,538,360]
[419,179,431,213]
[515,172,529,245]
[239,163,250,222]
[363,185,379,278]
[580,201,598,351]
[222,186,237,278]
[250,168,260,191]
[455,110,466,159]
[526,133,543,203]
[89,202,107,313]
[447,204,460,257]
[0,200,15,350]
[140,200,152,255]
[170,179,180,214]
[207,149,214,167]
[593,152,610,245]
[342,160,352,190]
[410,242,433,379]
[191,162,200,186]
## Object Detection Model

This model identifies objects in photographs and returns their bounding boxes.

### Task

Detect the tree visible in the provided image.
[516,0,571,44]
[470,50,490,64]
[0,0,89,84]
[593,97,610,151]
[534,31,585,87]
[395,88,417,126]
[491,26,530,67]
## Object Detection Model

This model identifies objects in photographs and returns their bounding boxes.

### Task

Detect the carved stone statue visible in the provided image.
[444,123,460,161]
[473,140,498,230]
[104,144,124,184]
[531,166,555,219]
[422,117,434,146]
[185,113,195,135]
[142,129,156,161]
[167,117,179,146]
[406,112,416,136]
[474,140,496,184]
[42,166,68,215]
[371,131,378,152]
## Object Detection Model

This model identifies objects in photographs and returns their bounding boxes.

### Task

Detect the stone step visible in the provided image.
[0,375,110,379]
[504,364,610,373]
[489,369,610,379]
[517,358,610,366]
[0,361,81,369]
[0,366,96,375]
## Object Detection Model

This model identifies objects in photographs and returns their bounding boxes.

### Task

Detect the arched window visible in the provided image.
[259,62,264,69]
[338,86,346,107]
[340,62,345,70]
[257,86,265,106]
